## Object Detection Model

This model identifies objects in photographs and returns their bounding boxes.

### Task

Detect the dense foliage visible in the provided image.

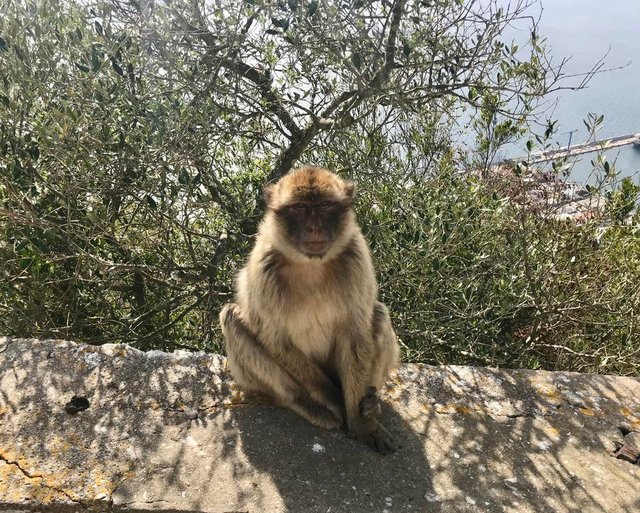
[361,171,640,375]
[1,0,638,374]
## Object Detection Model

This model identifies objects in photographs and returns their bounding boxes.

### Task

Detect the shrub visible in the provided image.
[359,171,640,375]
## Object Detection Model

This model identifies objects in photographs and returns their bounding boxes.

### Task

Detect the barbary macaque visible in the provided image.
[220,165,400,453]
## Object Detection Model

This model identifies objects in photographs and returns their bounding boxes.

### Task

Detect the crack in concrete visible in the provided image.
[0,454,44,480]
[198,400,257,412]
[421,394,576,422]
[0,453,87,508]
[503,412,537,419]
[429,407,543,420]
[166,400,256,419]
[117,498,170,507]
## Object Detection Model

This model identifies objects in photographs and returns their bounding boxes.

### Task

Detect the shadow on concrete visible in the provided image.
[1,338,639,512]
[233,401,433,513]
[382,365,640,513]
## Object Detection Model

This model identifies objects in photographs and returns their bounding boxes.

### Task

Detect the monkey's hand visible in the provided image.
[359,386,382,420]
[348,418,398,455]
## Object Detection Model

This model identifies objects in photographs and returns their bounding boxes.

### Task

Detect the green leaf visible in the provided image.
[91,46,101,72]
[288,0,298,11]
[351,52,362,69]
[178,169,190,185]
[271,18,289,31]
[544,125,553,139]
[27,143,39,161]
[75,62,90,72]
[13,45,26,61]
[307,1,318,16]
[146,195,157,209]
[0,36,8,53]
[110,58,124,76]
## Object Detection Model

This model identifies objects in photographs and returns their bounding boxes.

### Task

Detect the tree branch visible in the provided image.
[267,0,409,184]
[215,58,302,139]
[372,0,407,86]
[179,10,303,140]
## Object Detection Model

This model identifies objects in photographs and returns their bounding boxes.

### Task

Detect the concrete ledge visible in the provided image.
[1,337,639,512]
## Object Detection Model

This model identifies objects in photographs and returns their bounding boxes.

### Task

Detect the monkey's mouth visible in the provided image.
[301,240,329,255]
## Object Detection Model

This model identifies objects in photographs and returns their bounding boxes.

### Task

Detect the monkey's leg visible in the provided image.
[337,303,400,454]
[359,302,401,421]
[339,347,397,454]
[360,303,400,418]
[220,304,342,431]
[370,302,401,388]
[267,340,345,422]
[220,307,345,423]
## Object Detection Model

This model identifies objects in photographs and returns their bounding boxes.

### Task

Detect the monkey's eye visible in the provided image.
[318,201,331,208]
[291,203,307,211]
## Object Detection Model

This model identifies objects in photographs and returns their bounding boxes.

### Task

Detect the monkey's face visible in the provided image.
[276,199,352,257]
[265,166,355,259]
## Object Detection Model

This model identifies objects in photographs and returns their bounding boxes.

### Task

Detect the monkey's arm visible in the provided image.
[338,330,397,454]
[229,305,344,420]
[266,338,344,420]
[221,304,343,430]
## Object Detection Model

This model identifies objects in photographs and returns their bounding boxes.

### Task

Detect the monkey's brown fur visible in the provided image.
[220,166,400,453]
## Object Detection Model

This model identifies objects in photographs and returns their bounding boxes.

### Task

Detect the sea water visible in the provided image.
[490,0,640,184]
[528,0,640,183]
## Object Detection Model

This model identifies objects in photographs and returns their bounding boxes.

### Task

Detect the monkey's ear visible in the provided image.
[344,181,356,199]
[263,184,276,207]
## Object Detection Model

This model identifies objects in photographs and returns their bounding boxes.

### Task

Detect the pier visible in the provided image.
[510,132,640,164]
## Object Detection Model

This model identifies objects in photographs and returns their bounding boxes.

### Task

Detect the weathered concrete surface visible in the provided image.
[1,337,639,513]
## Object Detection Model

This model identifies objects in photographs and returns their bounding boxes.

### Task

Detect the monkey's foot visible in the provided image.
[322,397,345,427]
[309,383,345,427]
[349,421,398,455]
[359,386,382,420]
[292,396,343,431]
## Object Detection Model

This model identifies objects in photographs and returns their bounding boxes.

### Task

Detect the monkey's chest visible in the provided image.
[284,294,344,363]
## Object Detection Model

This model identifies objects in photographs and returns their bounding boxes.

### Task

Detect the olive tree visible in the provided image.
[1,0,591,353]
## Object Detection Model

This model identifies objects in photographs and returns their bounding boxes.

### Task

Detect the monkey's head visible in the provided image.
[263,166,357,260]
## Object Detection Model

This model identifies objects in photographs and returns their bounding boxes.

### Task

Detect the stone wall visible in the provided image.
[1,337,639,512]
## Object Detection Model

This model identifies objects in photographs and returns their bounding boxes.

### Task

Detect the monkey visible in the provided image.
[219,165,400,454]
